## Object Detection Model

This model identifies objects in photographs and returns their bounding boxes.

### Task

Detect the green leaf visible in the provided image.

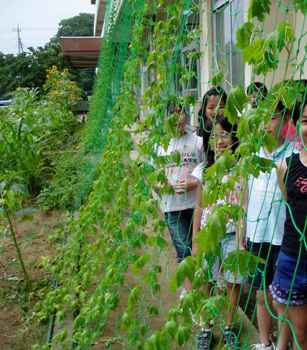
[199,295,226,323]
[148,305,159,316]
[243,39,265,64]
[128,286,141,308]
[236,22,254,49]
[175,256,196,287]
[210,72,224,86]
[145,334,158,350]
[196,207,227,254]
[277,21,295,50]
[176,325,191,346]
[223,250,265,276]
[224,86,248,124]
[293,0,307,14]
[272,80,303,108]
[248,0,271,21]
[164,319,177,337]
[155,235,167,249]
[132,254,150,272]
[181,291,194,310]
[206,151,235,179]
[262,133,278,153]
[255,155,275,173]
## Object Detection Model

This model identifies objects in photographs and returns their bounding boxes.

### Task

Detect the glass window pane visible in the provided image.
[213,0,229,11]
[230,0,244,86]
[214,4,232,85]
[212,0,245,88]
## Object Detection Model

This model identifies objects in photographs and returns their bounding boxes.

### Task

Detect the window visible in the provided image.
[174,9,200,99]
[212,0,245,88]
[178,41,200,99]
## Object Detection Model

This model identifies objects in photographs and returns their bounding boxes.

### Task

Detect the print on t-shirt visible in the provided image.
[296,176,307,193]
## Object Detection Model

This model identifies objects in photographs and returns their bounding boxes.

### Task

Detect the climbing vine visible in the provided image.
[35,0,307,349]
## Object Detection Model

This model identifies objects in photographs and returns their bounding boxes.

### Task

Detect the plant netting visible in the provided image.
[37,1,307,349]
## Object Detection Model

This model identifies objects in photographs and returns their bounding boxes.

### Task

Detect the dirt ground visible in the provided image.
[0,210,64,350]
[0,209,181,350]
[0,209,258,350]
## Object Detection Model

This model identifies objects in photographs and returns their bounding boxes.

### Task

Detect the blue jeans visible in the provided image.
[165,209,194,263]
[270,250,307,305]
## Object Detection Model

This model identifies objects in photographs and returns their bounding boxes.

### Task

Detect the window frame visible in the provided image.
[212,0,244,88]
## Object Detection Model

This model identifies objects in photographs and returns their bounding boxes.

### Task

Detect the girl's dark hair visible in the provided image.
[292,98,307,126]
[166,101,188,117]
[198,86,227,134]
[197,86,227,166]
[246,82,268,97]
[207,115,239,167]
[291,80,307,125]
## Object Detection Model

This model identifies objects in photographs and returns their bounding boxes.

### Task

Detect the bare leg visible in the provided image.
[257,289,273,345]
[273,302,291,350]
[287,304,307,350]
[226,283,241,327]
[184,278,192,291]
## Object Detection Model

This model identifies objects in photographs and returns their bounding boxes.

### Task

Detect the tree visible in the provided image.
[0,13,95,98]
[52,13,96,96]
[0,43,66,98]
[55,13,94,38]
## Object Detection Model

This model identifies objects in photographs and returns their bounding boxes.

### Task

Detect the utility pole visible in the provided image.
[16,25,24,54]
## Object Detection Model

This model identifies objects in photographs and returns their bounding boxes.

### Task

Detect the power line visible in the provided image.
[12,27,57,32]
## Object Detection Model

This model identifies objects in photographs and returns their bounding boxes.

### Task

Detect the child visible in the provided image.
[245,101,293,350]
[197,86,228,167]
[270,99,307,350]
[192,115,243,350]
[158,103,203,273]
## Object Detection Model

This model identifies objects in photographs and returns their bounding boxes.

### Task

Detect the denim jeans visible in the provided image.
[270,250,307,305]
[165,209,194,263]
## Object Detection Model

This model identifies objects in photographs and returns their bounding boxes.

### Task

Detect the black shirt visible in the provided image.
[282,153,307,259]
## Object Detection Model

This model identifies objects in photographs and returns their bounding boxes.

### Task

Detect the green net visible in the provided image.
[38,1,307,349]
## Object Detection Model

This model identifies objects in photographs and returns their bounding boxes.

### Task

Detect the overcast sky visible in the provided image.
[0,0,95,54]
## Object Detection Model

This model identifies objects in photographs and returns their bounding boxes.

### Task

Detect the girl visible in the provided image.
[192,115,243,350]
[197,86,228,167]
[270,99,307,350]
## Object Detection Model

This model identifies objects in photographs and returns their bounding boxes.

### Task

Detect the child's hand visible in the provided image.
[173,176,199,193]
[173,179,187,193]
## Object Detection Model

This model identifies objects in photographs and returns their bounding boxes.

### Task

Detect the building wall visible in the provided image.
[199,0,307,95]
[292,11,307,81]
[253,0,296,88]
[199,0,213,97]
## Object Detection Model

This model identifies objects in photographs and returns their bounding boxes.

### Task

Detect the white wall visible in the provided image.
[199,0,307,93]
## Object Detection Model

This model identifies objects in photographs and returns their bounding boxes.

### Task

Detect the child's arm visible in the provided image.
[192,182,203,255]
[236,177,248,249]
[276,159,288,200]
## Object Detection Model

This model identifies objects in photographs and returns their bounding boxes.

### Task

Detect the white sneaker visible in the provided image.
[179,287,188,300]
[251,342,275,350]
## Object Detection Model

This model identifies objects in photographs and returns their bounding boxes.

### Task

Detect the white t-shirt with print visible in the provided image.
[246,143,294,245]
[191,164,240,233]
[158,132,203,212]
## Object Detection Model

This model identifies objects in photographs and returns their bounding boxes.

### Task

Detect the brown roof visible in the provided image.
[60,37,101,68]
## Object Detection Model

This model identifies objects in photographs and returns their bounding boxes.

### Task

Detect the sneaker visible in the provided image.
[251,342,275,350]
[179,287,188,300]
[223,328,240,349]
[197,328,214,350]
